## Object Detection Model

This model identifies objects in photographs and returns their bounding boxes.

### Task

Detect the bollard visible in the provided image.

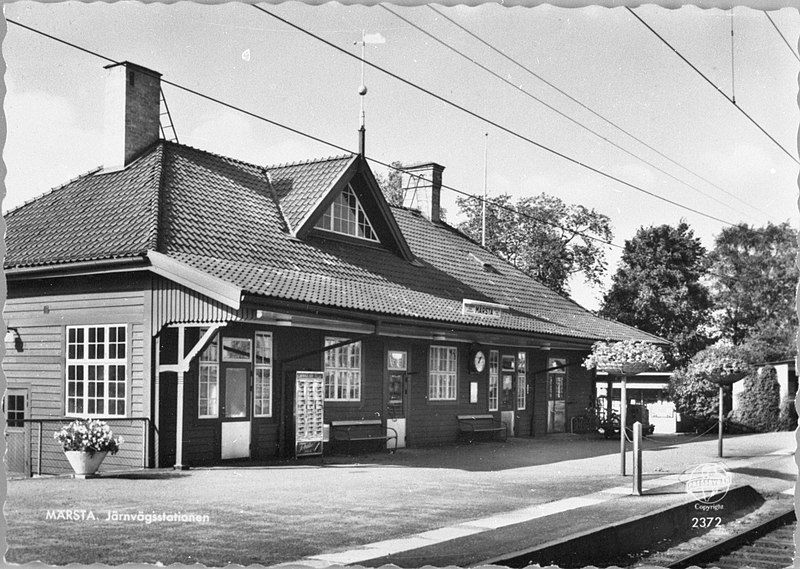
[718,385,724,458]
[632,421,642,495]
[620,376,628,476]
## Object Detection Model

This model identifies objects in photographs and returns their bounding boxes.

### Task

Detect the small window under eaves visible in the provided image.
[468,252,501,274]
[315,184,379,242]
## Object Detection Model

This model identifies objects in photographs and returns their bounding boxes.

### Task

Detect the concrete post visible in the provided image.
[718,384,724,458]
[633,421,642,495]
[175,327,185,470]
[620,375,627,476]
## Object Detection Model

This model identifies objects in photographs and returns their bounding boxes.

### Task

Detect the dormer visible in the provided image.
[269,155,415,262]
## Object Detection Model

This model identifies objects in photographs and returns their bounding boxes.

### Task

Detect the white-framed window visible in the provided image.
[324,337,362,401]
[222,337,252,362]
[315,184,379,242]
[198,331,219,418]
[488,350,499,411]
[66,325,127,417]
[254,332,273,417]
[429,346,458,401]
[516,351,527,410]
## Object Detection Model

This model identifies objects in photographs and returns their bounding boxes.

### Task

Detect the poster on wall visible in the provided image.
[295,371,325,458]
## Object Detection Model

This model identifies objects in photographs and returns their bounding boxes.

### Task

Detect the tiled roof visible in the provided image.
[268,155,356,232]
[5,141,664,343]
[4,146,163,267]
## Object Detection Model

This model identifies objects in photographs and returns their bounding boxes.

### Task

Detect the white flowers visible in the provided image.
[54,419,123,456]
[583,340,668,373]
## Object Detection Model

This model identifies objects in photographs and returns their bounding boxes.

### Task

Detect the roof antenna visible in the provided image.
[354,30,385,157]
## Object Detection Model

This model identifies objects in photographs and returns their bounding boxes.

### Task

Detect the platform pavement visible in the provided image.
[278,442,795,568]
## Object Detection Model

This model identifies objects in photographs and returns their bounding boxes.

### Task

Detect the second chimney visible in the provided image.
[103,61,162,171]
[401,162,445,223]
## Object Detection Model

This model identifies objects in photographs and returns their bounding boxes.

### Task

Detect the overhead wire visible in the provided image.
[764,11,800,64]
[251,4,739,227]
[427,5,776,222]
[382,4,754,221]
[4,16,623,252]
[626,7,800,167]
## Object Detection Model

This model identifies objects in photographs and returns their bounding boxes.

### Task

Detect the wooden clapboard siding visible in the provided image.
[7,274,152,474]
[531,349,550,437]
[565,352,593,428]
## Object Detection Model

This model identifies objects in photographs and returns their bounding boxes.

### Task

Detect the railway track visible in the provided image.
[665,508,795,569]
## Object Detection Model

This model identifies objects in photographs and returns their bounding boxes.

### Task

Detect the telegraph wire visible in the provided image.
[427,5,776,222]
[382,4,753,221]
[626,7,799,166]
[6,18,754,288]
[4,17,624,252]
[252,4,738,227]
[764,11,800,64]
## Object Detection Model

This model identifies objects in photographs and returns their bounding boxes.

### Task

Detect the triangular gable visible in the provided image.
[295,157,415,262]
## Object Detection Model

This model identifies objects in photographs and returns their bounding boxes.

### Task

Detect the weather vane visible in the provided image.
[354,30,385,154]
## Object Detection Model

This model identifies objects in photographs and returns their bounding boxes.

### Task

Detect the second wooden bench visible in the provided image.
[457,414,508,443]
[330,419,398,454]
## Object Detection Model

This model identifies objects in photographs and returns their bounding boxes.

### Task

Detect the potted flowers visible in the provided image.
[583,339,668,376]
[689,342,752,386]
[54,419,122,478]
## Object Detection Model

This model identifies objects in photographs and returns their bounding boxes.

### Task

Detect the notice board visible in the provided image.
[295,371,324,458]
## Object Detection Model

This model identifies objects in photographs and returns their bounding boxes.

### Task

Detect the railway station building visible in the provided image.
[4,62,664,475]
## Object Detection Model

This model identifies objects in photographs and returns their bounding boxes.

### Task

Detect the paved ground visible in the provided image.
[5,431,795,567]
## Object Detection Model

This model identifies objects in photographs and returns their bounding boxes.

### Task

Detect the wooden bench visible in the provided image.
[457,414,508,443]
[330,420,398,454]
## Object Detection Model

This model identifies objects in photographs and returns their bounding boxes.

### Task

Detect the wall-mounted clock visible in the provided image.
[469,345,486,373]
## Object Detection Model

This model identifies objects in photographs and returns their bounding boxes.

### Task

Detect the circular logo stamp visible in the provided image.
[683,462,732,504]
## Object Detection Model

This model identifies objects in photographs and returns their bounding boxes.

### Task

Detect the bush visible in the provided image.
[668,367,719,432]
[777,397,798,431]
[728,366,781,432]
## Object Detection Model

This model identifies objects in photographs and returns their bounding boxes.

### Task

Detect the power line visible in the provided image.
[383,4,754,221]
[252,4,739,227]
[626,7,800,167]
[4,17,623,252]
[427,5,776,222]
[764,11,800,64]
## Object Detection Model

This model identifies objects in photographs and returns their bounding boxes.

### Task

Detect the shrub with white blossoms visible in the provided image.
[583,340,668,373]
[54,419,123,456]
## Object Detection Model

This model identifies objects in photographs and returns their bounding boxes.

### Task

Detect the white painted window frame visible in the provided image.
[429,346,458,401]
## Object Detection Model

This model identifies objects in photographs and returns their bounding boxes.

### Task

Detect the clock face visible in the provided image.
[474,351,486,373]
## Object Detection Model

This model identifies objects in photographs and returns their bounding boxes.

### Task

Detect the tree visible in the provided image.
[708,222,797,360]
[456,193,613,295]
[373,161,405,206]
[599,223,712,367]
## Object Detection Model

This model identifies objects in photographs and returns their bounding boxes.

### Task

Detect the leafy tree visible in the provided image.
[456,193,613,295]
[667,367,719,432]
[728,366,781,433]
[708,222,797,359]
[599,222,712,367]
[373,161,405,206]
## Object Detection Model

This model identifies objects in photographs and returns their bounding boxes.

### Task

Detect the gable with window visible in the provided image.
[66,325,127,416]
[314,184,378,242]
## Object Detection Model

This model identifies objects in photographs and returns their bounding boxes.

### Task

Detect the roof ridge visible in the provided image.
[264,153,355,171]
[4,165,103,217]
[148,144,167,252]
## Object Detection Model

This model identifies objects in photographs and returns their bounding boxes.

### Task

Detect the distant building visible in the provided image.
[4,62,664,476]
[594,372,677,434]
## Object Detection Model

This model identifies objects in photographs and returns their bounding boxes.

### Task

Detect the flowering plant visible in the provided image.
[54,419,122,456]
[583,340,668,374]
[689,342,752,380]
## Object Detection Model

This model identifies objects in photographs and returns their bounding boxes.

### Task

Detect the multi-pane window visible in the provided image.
[324,337,361,401]
[315,184,379,242]
[6,394,25,428]
[198,332,219,418]
[516,351,527,410]
[488,350,499,411]
[429,346,457,401]
[66,325,127,417]
[254,332,272,417]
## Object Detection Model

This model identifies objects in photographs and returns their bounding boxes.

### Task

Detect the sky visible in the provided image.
[3,1,798,310]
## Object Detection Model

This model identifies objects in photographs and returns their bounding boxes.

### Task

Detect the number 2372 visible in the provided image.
[692,517,722,528]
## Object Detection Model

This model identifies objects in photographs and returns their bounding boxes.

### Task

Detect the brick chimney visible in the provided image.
[401,162,445,222]
[103,62,162,171]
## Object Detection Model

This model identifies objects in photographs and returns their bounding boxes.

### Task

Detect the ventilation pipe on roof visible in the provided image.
[401,162,445,223]
[102,61,162,171]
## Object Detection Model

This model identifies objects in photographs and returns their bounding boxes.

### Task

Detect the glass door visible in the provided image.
[220,337,252,459]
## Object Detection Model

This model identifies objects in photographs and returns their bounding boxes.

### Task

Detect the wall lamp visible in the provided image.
[5,326,23,352]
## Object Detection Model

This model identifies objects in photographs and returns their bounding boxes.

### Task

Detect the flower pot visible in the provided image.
[597,362,651,376]
[65,450,108,478]
[707,371,749,386]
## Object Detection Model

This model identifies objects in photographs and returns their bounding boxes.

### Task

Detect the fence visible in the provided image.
[14,418,151,476]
